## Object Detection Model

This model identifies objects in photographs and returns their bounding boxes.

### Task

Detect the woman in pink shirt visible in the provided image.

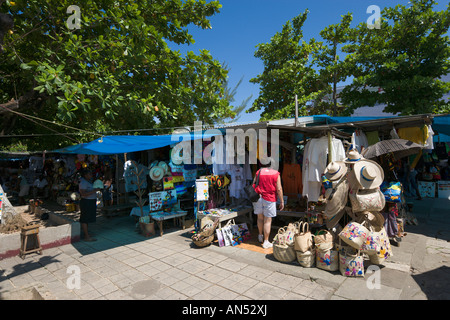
[252,159,284,249]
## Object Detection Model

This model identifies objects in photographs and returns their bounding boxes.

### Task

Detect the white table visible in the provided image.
[197,206,253,230]
[130,205,188,236]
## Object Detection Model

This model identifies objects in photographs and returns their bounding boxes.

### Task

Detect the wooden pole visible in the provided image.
[328,131,333,164]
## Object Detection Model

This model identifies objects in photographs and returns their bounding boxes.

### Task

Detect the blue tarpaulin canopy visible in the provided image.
[53,132,221,155]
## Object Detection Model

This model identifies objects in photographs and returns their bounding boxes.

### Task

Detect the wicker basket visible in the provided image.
[198,218,220,238]
[296,248,316,268]
[273,243,296,263]
[192,234,215,247]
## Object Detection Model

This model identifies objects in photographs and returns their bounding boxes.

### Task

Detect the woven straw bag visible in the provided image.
[316,248,338,271]
[339,245,364,277]
[296,248,315,268]
[339,221,370,250]
[198,217,220,238]
[314,229,335,251]
[273,242,296,263]
[192,234,215,247]
[272,231,296,263]
[367,226,392,265]
[294,222,313,252]
[349,188,386,213]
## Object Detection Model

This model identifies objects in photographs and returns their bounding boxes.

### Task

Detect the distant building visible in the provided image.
[323,73,450,117]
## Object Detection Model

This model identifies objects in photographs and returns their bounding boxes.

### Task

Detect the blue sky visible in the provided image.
[171,0,449,124]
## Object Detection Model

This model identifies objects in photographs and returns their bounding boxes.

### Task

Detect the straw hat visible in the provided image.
[353,159,384,189]
[361,210,385,228]
[148,160,158,169]
[158,161,169,175]
[324,161,348,181]
[324,179,349,229]
[149,166,164,181]
[344,149,364,164]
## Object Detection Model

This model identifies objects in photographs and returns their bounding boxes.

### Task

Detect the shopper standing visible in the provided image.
[252,158,284,249]
[79,169,100,241]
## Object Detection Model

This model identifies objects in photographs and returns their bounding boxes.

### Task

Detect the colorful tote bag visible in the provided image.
[316,249,338,271]
[349,187,386,212]
[339,250,364,277]
[339,221,370,250]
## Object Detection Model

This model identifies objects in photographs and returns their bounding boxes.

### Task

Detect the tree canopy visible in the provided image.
[249,0,450,119]
[0,0,235,150]
[340,0,450,115]
[248,10,323,121]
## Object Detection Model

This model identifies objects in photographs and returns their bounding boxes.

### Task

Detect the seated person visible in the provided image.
[33,175,49,199]
[18,171,30,205]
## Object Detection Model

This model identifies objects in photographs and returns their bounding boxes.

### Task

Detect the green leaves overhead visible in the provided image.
[249,10,321,121]
[0,0,233,150]
[250,0,450,119]
[339,0,450,115]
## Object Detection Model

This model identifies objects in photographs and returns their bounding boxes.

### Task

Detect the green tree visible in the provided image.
[340,0,450,115]
[248,10,322,121]
[0,0,234,150]
[313,13,353,116]
[216,63,252,124]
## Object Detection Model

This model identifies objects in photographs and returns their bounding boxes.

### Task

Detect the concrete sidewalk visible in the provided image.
[0,198,449,300]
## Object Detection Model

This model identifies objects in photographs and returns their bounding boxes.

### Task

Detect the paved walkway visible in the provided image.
[0,197,449,300]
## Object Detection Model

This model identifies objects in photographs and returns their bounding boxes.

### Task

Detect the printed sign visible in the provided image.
[148,190,177,211]
[195,179,209,201]
[418,181,436,198]
[437,181,450,199]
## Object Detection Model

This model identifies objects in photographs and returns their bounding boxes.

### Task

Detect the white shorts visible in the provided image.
[253,196,277,218]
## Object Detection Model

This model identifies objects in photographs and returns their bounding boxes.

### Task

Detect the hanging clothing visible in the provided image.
[397,126,429,145]
[302,136,345,202]
[365,131,380,146]
[424,125,434,151]
[390,127,400,139]
[282,163,302,199]
[352,130,369,153]
[228,165,246,199]
[212,139,230,175]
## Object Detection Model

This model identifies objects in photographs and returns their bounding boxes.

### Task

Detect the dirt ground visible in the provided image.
[0,203,73,235]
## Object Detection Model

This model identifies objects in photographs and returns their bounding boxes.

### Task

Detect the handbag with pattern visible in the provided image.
[349,187,386,213]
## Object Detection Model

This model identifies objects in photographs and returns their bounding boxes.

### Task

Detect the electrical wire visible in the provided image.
[0,102,100,136]
[0,103,80,142]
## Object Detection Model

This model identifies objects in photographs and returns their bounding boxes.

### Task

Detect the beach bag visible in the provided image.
[316,248,338,271]
[244,170,261,202]
[276,226,296,246]
[272,229,296,263]
[339,221,370,250]
[235,223,251,242]
[296,248,316,268]
[349,187,386,212]
[294,222,313,252]
[381,182,402,203]
[314,229,335,251]
[367,226,392,265]
[339,250,364,277]
[360,221,384,255]
[216,220,235,247]
[272,240,296,263]
[230,224,244,246]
